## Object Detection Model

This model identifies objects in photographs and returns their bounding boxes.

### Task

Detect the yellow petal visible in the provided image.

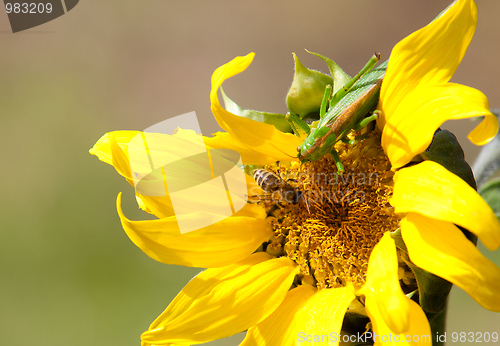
[241,284,355,346]
[402,213,500,312]
[90,130,136,181]
[134,193,175,218]
[91,129,260,219]
[358,232,410,335]
[90,130,204,217]
[392,161,500,250]
[141,253,298,345]
[117,193,271,268]
[240,285,317,346]
[379,0,477,127]
[467,112,500,145]
[367,297,432,346]
[204,131,281,166]
[210,54,301,162]
[91,129,218,181]
[382,83,497,168]
[137,166,261,220]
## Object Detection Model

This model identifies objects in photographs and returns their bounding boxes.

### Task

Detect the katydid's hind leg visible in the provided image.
[330,148,344,173]
[345,110,380,145]
[353,110,380,131]
[329,53,381,108]
[342,110,379,146]
[341,137,356,145]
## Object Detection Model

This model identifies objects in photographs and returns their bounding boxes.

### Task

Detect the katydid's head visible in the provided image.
[297,141,312,163]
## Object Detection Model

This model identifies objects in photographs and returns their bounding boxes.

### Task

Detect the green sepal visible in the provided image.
[286,53,333,119]
[341,312,370,341]
[390,228,406,251]
[419,129,478,244]
[305,50,351,94]
[407,264,452,315]
[479,178,500,220]
[221,88,292,133]
[419,129,476,190]
[391,229,452,315]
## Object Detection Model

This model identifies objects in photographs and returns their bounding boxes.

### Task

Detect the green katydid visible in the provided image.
[288,54,387,171]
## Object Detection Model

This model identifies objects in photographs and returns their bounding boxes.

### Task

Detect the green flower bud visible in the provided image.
[286,53,333,119]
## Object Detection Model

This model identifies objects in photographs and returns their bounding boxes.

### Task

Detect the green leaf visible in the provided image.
[220,88,292,133]
[479,178,500,220]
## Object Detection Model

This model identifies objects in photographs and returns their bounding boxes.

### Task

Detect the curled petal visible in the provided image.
[467,113,500,146]
[382,83,496,169]
[204,131,280,166]
[89,130,205,217]
[358,232,411,335]
[91,131,175,217]
[241,284,355,346]
[379,0,477,127]
[402,213,500,312]
[392,161,500,251]
[91,129,259,219]
[117,193,270,268]
[141,253,298,345]
[210,53,301,162]
[90,130,137,181]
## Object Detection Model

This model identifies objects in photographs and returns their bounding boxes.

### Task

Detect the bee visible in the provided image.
[252,169,310,213]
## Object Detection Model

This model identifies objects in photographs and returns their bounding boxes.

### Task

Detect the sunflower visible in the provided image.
[90,0,500,345]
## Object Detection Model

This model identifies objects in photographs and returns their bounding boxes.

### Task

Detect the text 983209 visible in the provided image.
[2,1,77,33]
[5,3,53,13]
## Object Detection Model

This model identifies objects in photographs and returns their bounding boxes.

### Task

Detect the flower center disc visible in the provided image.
[261,131,401,289]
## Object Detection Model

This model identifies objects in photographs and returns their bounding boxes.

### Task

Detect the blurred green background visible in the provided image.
[1,1,499,345]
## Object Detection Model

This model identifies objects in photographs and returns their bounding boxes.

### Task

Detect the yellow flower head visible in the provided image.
[90,0,500,344]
